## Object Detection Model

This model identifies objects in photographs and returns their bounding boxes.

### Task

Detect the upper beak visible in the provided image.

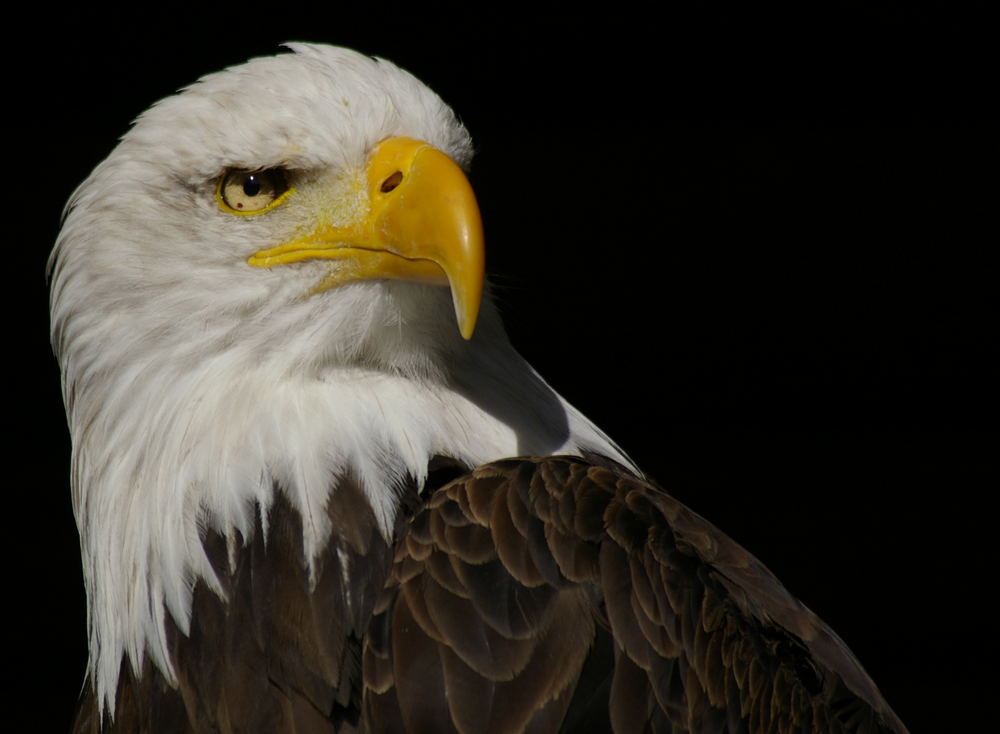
[248,137,485,340]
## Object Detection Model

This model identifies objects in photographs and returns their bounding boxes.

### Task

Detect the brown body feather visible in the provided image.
[73,457,907,733]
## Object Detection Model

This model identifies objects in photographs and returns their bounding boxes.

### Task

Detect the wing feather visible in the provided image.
[364,456,908,733]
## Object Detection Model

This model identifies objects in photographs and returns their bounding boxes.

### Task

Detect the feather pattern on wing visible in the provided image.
[364,456,908,734]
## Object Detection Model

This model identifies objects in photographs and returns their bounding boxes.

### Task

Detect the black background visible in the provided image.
[11,4,995,731]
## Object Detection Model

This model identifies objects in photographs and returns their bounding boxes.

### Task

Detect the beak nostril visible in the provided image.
[381,171,403,193]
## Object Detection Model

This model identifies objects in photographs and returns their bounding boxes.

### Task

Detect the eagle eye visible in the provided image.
[217,168,291,214]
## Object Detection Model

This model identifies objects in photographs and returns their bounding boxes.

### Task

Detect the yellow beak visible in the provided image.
[248,137,485,340]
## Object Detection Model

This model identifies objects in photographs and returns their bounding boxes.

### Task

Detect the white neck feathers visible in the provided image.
[64,305,630,713]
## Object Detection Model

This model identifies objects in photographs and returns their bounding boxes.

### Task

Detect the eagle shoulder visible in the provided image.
[365,455,908,734]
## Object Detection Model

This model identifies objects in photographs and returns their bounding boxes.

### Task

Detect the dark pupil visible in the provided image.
[242,175,262,197]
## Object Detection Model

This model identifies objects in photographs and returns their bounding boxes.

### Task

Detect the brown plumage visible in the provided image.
[73,456,907,733]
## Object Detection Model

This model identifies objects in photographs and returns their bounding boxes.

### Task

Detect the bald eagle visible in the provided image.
[50,44,907,733]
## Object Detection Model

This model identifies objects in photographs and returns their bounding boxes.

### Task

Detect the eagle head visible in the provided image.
[51,44,488,384]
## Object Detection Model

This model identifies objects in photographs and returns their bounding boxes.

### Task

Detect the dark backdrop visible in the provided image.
[12,5,994,731]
